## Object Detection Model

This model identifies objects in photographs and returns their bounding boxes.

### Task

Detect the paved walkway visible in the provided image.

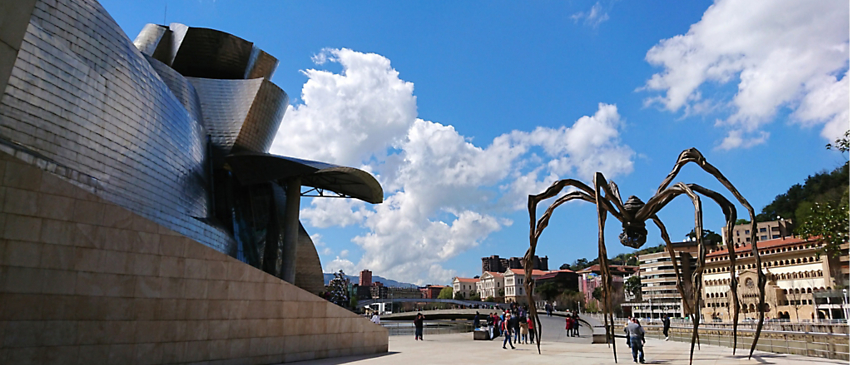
[289,314,845,365]
[291,332,845,365]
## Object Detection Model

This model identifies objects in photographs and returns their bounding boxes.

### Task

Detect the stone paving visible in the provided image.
[288,331,847,365]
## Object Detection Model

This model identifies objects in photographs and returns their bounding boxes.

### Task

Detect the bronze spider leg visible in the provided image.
[642,183,739,365]
[526,180,603,354]
[657,148,763,359]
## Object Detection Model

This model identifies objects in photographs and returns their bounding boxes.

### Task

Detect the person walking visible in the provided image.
[527,317,535,344]
[502,313,515,349]
[565,315,573,337]
[662,314,671,341]
[625,316,632,348]
[371,313,381,324]
[625,318,646,363]
[413,313,425,341]
[473,311,481,329]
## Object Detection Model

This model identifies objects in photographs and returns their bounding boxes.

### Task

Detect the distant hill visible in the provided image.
[322,273,418,289]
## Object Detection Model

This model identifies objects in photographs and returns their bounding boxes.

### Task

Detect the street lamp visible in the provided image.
[843,289,848,324]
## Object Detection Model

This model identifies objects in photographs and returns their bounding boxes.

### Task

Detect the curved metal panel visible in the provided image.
[296,223,326,295]
[133,23,173,63]
[145,54,204,126]
[237,79,288,153]
[0,0,235,253]
[246,48,278,80]
[171,27,254,79]
[188,77,263,155]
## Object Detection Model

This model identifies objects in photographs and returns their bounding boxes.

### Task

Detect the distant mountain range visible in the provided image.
[322,273,418,289]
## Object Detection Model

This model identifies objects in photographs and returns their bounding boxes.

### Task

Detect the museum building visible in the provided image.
[0,0,387,362]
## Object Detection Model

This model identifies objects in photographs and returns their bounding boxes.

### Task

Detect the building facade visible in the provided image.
[477,271,505,300]
[721,219,794,246]
[701,236,848,321]
[630,243,698,319]
[0,0,388,361]
[504,269,550,304]
[360,269,373,287]
[481,254,549,273]
[453,277,480,300]
[420,285,447,299]
[578,264,638,315]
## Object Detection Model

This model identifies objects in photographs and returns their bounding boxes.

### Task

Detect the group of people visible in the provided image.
[474,303,537,350]
[564,313,581,337]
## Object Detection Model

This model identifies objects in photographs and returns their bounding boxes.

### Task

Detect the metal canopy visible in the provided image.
[226,152,384,204]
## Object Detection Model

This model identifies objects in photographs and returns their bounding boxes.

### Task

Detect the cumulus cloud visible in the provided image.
[571,2,610,28]
[641,0,849,149]
[272,48,634,284]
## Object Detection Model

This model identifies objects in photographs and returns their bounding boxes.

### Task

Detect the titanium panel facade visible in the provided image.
[0,0,381,294]
[0,0,233,251]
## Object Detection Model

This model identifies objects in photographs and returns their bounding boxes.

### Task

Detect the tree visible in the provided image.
[826,129,850,153]
[735,219,750,225]
[454,291,466,300]
[349,295,359,310]
[485,296,495,302]
[624,275,642,302]
[592,287,603,301]
[559,263,571,270]
[797,200,848,258]
[328,270,350,308]
[470,293,481,302]
[534,281,561,301]
[438,286,453,299]
[685,228,722,245]
[555,289,585,312]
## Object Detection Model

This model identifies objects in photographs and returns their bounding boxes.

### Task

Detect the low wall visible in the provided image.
[0,151,388,364]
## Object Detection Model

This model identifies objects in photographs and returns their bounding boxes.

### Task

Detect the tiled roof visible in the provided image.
[576,264,638,274]
[454,277,480,283]
[506,268,550,276]
[707,236,817,257]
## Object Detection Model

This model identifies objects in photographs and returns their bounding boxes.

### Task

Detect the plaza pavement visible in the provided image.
[289,332,846,365]
[288,314,847,365]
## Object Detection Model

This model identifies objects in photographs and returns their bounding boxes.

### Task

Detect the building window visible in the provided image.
[760,235,768,240]
[745,230,750,234]
[759,227,767,232]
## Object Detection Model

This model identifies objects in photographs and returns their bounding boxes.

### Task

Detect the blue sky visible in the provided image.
[100,0,849,285]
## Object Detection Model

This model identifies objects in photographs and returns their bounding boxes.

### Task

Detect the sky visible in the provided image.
[99,0,849,286]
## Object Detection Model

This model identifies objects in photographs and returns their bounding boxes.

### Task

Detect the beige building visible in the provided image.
[632,242,699,319]
[503,269,549,304]
[477,271,505,301]
[452,277,480,300]
[701,236,847,322]
[722,220,793,246]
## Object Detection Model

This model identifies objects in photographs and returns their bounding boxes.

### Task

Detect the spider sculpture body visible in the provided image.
[523,148,765,364]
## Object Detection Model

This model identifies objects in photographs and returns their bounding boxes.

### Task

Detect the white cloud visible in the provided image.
[571,2,610,28]
[642,0,849,149]
[271,48,416,166]
[273,49,634,285]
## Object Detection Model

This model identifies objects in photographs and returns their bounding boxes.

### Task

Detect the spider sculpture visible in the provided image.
[522,148,765,364]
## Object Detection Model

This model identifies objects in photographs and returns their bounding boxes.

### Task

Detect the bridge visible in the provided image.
[358,298,510,312]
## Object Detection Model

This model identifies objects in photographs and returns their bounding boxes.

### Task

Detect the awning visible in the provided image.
[226,152,383,204]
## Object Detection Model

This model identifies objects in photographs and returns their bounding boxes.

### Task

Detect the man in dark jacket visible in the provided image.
[414,313,425,341]
[662,314,671,341]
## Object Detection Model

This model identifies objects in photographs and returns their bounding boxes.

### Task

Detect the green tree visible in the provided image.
[438,286,453,299]
[735,219,750,225]
[485,296,495,302]
[685,228,722,245]
[349,295,359,310]
[624,275,642,301]
[592,287,603,301]
[796,200,848,258]
[470,293,481,301]
[453,291,465,300]
[534,281,560,301]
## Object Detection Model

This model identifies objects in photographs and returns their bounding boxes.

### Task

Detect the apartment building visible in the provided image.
[503,269,551,304]
[631,242,699,319]
[477,271,505,300]
[721,219,793,246]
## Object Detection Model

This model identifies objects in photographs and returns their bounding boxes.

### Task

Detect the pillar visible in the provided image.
[281,177,301,284]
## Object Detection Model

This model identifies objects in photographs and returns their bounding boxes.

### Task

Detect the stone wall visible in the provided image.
[0,150,388,364]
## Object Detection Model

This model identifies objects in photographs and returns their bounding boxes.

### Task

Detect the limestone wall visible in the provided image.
[0,151,388,364]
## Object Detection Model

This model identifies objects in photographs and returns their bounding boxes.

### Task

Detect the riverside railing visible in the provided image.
[380,321,474,336]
